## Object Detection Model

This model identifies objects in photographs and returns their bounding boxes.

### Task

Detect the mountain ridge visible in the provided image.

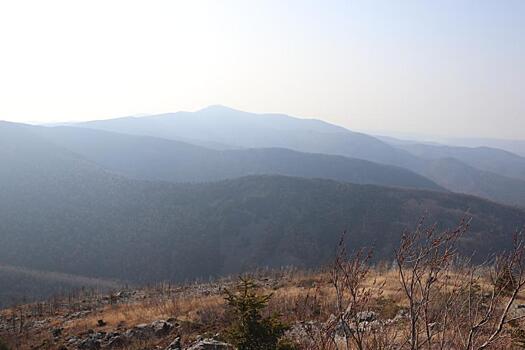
[25,124,443,191]
[1,119,525,305]
[69,106,525,207]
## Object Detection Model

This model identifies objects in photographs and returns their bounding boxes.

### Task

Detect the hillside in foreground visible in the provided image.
[1,220,525,350]
[3,259,525,350]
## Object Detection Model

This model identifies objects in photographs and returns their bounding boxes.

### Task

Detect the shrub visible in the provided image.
[224,277,295,350]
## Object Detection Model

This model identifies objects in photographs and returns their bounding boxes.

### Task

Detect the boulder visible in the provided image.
[78,338,101,350]
[151,319,174,336]
[186,339,233,350]
[165,336,181,350]
[125,320,174,340]
[356,311,377,323]
[107,335,127,348]
[124,324,152,340]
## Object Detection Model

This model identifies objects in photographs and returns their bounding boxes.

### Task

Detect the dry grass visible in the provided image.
[2,266,525,349]
[66,294,223,331]
[60,267,513,334]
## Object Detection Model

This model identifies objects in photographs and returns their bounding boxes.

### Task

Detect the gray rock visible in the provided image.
[125,323,153,340]
[325,311,380,336]
[151,319,174,336]
[78,338,101,350]
[107,335,127,348]
[93,332,106,339]
[67,337,79,345]
[356,311,377,323]
[186,339,233,350]
[104,332,120,341]
[125,320,174,340]
[165,336,181,350]
[115,291,131,299]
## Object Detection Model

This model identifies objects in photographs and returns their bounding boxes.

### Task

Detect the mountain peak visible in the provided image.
[198,104,242,114]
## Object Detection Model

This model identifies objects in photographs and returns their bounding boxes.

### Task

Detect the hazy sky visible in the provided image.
[0,0,524,139]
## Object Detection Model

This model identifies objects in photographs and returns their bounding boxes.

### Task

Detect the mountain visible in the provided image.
[71,106,525,207]
[440,137,525,158]
[30,125,442,191]
[77,105,420,168]
[375,137,525,207]
[377,134,525,159]
[392,142,525,181]
[1,121,524,288]
[415,158,525,206]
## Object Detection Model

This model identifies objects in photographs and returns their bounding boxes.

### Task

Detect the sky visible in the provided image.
[0,0,524,139]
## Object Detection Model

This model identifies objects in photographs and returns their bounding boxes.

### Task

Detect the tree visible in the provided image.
[224,277,294,350]
[0,338,9,350]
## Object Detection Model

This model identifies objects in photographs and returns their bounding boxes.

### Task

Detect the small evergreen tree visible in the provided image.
[224,277,294,350]
[0,338,9,350]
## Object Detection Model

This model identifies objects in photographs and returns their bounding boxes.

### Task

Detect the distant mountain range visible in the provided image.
[1,107,525,305]
[78,105,418,167]
[1,120,524,285]
[71,105,525,207]
[383,138,525,181]
[424,137,525,158]
[29,124,442,191]
[376,134,525,158]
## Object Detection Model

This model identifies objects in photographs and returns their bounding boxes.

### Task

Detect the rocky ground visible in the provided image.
[0,283,234,349]
[3,268,525,350]
[0,271,301,349]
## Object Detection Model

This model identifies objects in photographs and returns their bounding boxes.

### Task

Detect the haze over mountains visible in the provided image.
[379,134,525,159]
[74,105,525,208]
[79,105,418,168]
[1,106,525,306]
[388,140,525,181]
[29,124,441,191]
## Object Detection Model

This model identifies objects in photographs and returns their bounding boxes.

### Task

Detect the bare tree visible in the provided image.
[318,233,400,350]
[460,232,525,350]
[394,218,470,349]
